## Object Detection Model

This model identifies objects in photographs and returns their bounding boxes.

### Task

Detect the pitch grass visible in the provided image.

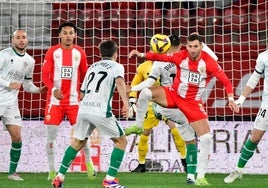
[0,172,267,188]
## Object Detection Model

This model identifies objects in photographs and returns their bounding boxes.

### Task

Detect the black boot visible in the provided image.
[181,158,187,173]
[131,163,146,173]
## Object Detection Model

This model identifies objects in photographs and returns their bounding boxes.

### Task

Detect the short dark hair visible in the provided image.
[99,40,118,58]
[169,34,180,46]
[187,34,203,43]
[58,22,77,33]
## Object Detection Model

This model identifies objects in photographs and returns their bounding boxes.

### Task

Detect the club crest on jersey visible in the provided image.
[45,114,51,121]
[74,55,79,61]
[199,66,206,73]
[24,61,28,68]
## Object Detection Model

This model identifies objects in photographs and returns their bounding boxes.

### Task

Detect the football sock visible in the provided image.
[136,88,152,129]
[46,142,55,171]
[9,142,22,175]
[59,146,78,175]
[83,144,91,164]
[107,147,125,177]
[170,127,186,158]
[237,139,258,168]
[197,133,211,179]
[46,125,58,171]
[186,143,197,176]
[138,134,149,164]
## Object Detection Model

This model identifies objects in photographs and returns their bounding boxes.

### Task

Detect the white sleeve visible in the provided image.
[202,42,218,61]
[131,78,155,92]
[0,78,10,87]
[22,80,40,93]
[246,70,262,89]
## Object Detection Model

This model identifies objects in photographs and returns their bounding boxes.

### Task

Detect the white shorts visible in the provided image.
[254,103,268,131]
[73,113,125,140]
[0,105,22,130]
[153,104,195,141]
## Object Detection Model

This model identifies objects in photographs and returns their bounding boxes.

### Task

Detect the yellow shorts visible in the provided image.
[143,102,160,130]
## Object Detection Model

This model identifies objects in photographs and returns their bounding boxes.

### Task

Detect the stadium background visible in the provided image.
[0,0,268,174]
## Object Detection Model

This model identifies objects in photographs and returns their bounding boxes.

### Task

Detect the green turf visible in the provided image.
[0,172,267,188]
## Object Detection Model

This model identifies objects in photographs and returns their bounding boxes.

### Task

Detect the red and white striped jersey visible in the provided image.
[42,44,88,105]
[146,49,233,101]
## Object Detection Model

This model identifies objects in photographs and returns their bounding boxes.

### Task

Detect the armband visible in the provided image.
[140,53,145,58]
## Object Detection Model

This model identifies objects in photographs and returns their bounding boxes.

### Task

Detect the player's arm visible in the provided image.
[0,55,17,88]
[211,60,239,112]
[79,48,88,82]
[116,76,129,119]
[41,49,55,90]
[235,70,262,106]
[131,61,161,92]
[129,49,180,65]
[131,77,155,92]
[129,65,144,98]
[23,59,47,93]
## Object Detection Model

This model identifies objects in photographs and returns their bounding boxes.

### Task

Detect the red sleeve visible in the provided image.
[206,53,233,94]
[78,47,88,82]
[42,47,55,90]
[146,51,183,66]
[215,71,233,94]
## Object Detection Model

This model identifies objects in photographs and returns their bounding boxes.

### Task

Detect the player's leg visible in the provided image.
[165,120,187,172]
[132,107,159,172]
[173,98,211,186]
[224,128,265,184]
[191,119,211,186]
[52,114,93,187]
[135,86,168,130]
[44,105,63,180]
[154,106,188,173]
[53,138,88,188]
[83,139,96,179]
[96,116,127,187]
[3,106,24,181]
[46,125,59,180]
[67,105,96,179]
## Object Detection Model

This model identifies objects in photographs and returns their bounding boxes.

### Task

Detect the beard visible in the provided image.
[15,44,26,52]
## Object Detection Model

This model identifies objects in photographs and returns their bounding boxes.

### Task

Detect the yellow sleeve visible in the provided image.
[129,63,145,98]
[129,61,160,98]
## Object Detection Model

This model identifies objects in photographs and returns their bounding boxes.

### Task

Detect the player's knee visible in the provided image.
[199,133,211,147]
[140,88,152,101]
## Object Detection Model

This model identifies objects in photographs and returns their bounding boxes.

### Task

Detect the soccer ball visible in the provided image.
[150,34,171,54]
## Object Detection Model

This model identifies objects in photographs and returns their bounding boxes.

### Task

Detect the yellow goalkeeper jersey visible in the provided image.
[129,60,160,99]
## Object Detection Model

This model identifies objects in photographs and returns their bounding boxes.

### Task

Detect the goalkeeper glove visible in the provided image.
[128,97,137,118]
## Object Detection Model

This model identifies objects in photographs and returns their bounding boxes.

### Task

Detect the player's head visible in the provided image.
[58,22,77,48]
[99,40,118,60]
[186,33,203,60]
[168,34,181,53]
[58,22,77,33]
[12,29,28,53]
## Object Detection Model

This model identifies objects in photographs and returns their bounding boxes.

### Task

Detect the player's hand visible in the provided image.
[128,50,144,58]
[128,97,137,118]
[121,103,129,119]
[228,100,240,113]
[9,82,21,90]
[39,86,48,93]
[53,88,64,100]
[126,85,132,94]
